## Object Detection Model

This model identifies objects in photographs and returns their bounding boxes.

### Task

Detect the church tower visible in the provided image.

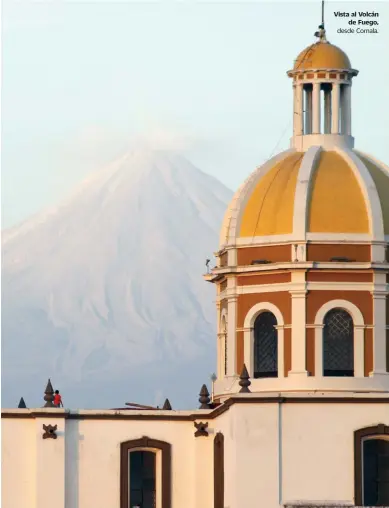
[206,23,389,401]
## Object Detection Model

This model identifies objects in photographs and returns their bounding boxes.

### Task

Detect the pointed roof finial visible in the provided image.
[199,384,211,409]
[43,379,55,408]
[162,398,172,410]
[18,397,27,408]
[239,364,252,393]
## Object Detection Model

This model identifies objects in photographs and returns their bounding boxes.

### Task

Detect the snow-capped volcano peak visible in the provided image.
[1,150,232,409]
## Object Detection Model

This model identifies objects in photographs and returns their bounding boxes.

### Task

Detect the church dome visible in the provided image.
[293,41,352,71]
[209,24,389,400]
[220,148,389,246]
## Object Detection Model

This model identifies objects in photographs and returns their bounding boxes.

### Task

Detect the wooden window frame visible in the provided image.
[120,436,171,508]
[214,432,224,508]
[354,424,389,505]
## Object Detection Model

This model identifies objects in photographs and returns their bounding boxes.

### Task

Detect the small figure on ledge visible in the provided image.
[54,390,63,408]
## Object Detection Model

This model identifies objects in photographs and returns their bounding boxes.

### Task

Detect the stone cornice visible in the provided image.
[3,394,388,421]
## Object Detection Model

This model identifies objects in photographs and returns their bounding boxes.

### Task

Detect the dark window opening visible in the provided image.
[254,311,278,378]
[214,433,224,508]
[323,308,354,377]
[363,439,389,506]
[129,451,156,508]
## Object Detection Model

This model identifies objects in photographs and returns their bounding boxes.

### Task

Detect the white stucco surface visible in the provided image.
[1,417,36,508]
[2,399,388,508]
[67,418,198,508]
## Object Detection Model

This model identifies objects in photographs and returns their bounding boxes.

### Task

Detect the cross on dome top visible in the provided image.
[314,23,327,43]
[314,0,327,42]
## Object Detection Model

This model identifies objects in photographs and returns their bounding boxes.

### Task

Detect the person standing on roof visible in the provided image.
[54,390,63,408]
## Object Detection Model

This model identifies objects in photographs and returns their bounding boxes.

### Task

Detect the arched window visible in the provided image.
[120,437,171,508]
[355,425,389,506]
[323,308,354,377]
[254,311,278,378]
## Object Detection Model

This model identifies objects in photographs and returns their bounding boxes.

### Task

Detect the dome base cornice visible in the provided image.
[292,134,354,151]
[214,374,389,400]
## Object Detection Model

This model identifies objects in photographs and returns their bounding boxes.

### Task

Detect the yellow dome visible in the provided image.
[308,151,369,233]
[293,42,352,71]
[239,152,303,237]
[220,149,389,245]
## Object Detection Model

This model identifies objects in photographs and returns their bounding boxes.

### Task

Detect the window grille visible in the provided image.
[254,311,278,378]
[323,308,354,376]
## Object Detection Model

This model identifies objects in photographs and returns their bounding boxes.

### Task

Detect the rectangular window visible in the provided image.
[363,439,389,506]
[129,451,156,508]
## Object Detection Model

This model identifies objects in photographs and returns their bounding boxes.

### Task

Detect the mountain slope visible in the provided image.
[1,150,232,408]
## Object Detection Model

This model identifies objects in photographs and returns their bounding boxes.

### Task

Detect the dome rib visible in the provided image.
[334,147,385,241]
[292,146,322,239]
[355,151,389,236]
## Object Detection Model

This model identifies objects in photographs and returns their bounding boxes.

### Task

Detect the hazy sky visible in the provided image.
[2,0,388,228]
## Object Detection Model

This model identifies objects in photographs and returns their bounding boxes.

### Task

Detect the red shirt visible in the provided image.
[54,394,62,406]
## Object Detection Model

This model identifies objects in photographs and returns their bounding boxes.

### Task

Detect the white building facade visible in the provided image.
[2,23,389,508]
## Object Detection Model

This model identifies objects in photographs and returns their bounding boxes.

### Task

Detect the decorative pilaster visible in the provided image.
[226,289,237,376]
[294,84,304,136]
[346,85,352,135]
[324,88,331,133]
[216,301,223,379]
[305,87,312,134]
[354,325,365,377]
[275,325,285,378]
[331,83,340,134]
[342,84,352,135]
[314,324,325,377]
[289,285,308,377]
[312,82,321,134]
[370,291,389,376]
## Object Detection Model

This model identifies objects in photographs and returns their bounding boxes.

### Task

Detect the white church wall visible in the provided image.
[1,416,36,508]
[194,425,214,508]
[209,400,388,508]
[282,403,389,504]
[37,416,66,508]
[1,410,215,508]
[2,401,388,508]
[228,403,281,508]
[70,417,200,508]
[211,407,236,508]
